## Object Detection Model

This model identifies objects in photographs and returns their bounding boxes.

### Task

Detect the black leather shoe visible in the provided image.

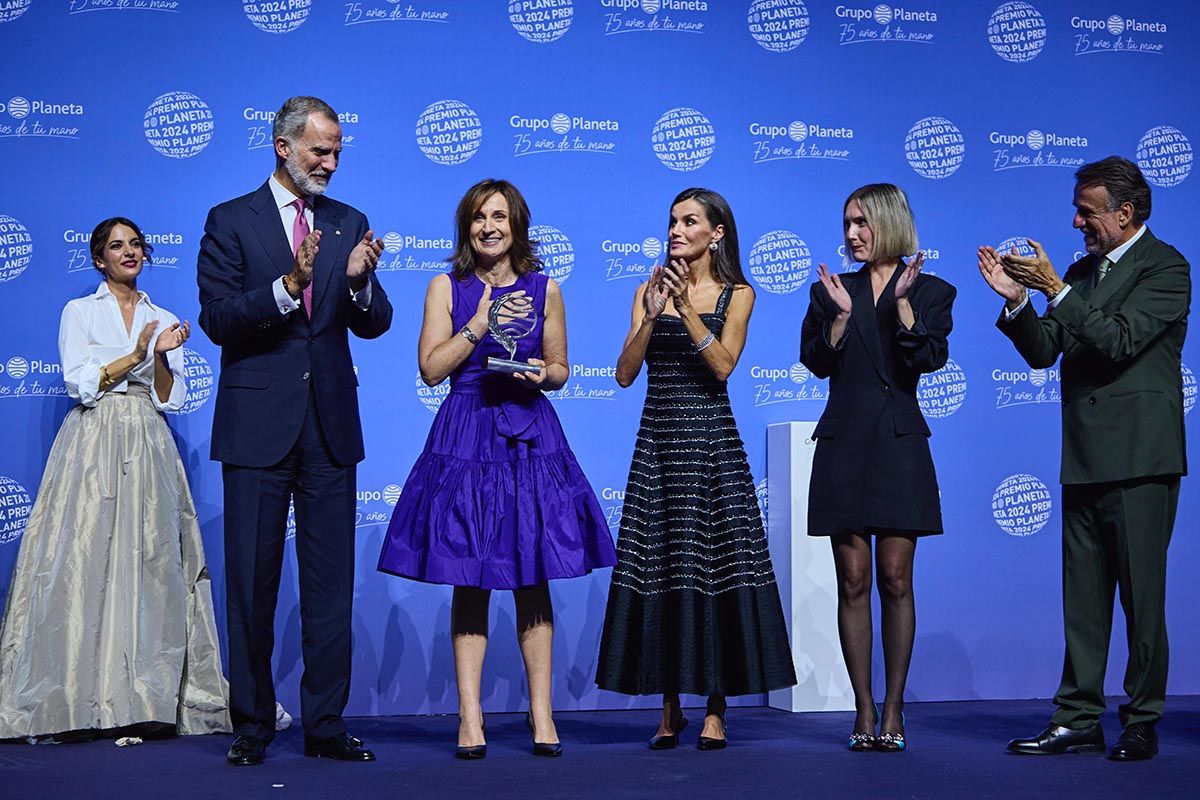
[697,716,727,751]
[226,735,266,766]
[304,732,376,761]
[455,743,487,760]
[1109,723,1157,761]
[1007,724,1105,755]
[648,712,688,750]
[526,712,563,757]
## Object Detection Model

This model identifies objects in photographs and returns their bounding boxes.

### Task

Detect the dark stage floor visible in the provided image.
[5,697,1199,799]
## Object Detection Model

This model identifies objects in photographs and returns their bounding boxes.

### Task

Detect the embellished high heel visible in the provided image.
[526,711,563,757]
[876,711,906,753]
[648,711,689,750]
[847,705,878,752]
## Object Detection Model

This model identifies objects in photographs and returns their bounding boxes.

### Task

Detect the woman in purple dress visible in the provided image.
[378,179,616,759]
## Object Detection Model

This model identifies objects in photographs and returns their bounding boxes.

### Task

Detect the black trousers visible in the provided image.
[222,391,357,742]
[1052,475,1178,729]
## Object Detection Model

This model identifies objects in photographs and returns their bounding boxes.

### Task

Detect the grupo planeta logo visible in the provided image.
[601,0,707,36]
[748,0,810,52]
[509,0,573,42]
[917,357,967,418]
[987,2,1046,62]
[904,116,965,180]
[602,236,665,281]
[510,110,619,157]
[0,214,33,283]
[243,0,311,34]
[356,483,403,528]
[1071,12,1166,55]
[0,475,33,546]
[415,100,483,166]
[530,225,574,284]
[651,107,716,172]
[144,91,214,159]
[1136,125,1192,188]
[835,2,938,45]
[991,472,1053,537]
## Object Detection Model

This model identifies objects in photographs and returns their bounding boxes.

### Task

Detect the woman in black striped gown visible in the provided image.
[596,188,795,750]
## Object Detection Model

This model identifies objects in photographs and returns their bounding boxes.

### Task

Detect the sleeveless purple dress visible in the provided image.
[377,271,617,589]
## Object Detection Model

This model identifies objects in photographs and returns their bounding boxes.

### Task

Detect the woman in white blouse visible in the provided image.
[0,217,229,741]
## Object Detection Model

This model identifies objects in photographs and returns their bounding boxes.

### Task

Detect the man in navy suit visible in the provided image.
[198,95,391,766]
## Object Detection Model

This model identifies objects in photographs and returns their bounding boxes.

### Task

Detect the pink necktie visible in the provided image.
[292,198,313,315]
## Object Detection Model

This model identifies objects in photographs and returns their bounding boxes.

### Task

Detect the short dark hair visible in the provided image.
[669,187,747,286]
[449,179,543,281]
[272,95,338,143]
[1074,156,1152,224]
[89,217,153,273]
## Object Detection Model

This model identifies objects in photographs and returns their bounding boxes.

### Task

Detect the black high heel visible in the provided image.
[455,715,487,760]
[697,716,727,751]
[648,711,689,750]
[526,711,563,757]
[876,711,906,753]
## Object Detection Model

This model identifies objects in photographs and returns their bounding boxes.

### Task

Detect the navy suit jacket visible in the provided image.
[197,181,392,468]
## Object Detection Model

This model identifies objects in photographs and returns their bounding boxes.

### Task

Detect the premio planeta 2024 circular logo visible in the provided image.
[509,0,573,43]
[144,92,214,159]
[747,0,810,52]
[416,100,483,165]
[651,107,716,172]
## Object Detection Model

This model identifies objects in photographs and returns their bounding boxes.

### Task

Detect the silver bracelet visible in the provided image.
[693,332,715,352]
[458,325,479,344]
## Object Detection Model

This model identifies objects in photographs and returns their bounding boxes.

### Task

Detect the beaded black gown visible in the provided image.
[596,286,796,696]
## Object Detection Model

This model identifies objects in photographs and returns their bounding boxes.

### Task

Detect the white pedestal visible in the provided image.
[766,421,854,712]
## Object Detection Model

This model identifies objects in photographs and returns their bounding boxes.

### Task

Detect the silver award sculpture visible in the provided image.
[485,291,542,375]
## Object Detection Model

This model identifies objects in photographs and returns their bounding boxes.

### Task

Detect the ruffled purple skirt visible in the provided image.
[377,382,617,589]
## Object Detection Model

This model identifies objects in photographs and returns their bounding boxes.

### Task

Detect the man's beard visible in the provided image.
[285,149,330,197]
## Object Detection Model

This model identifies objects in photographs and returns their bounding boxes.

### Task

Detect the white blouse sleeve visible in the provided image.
[58,302,107,407]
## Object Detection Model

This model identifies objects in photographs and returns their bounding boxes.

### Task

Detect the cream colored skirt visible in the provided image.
[0,385,229,738]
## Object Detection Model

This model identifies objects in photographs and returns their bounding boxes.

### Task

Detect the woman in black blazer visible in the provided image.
[800,183,955,753]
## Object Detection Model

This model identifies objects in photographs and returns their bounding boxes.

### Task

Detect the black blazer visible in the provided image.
[800,266,956,535]
[998,228,1189,485]
[197,181,393,468]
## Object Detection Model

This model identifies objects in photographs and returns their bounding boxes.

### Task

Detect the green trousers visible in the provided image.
[1052,476,1179,729]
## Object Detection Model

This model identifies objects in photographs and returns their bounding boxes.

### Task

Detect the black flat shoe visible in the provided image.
[1109,723,1157,761]
[226,734,266,767]
[648,712,688,750]
[697,715,727,750]
[1007,723,1105,755]
[304,732,376,761]
[526,711,563,757]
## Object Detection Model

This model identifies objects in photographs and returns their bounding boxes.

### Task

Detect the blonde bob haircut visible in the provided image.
[843,183,919,266]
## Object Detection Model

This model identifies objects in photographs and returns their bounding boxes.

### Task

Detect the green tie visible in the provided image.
[1095,257,1111,287]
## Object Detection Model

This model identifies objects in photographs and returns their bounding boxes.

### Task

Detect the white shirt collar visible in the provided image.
[268,173,312,211]
[1104,224,1147,265]
[92,280,152,308]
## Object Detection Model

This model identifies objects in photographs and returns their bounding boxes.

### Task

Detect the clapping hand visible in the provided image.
[661,258,692,311]
[817,263,852,316]
[347,229,384,281]
[977,245,1028,305]
[642,267,671,321]
[133,320,159,361]
[154,320,190,354]
[895,251,925,300]
[998,239,1064,296]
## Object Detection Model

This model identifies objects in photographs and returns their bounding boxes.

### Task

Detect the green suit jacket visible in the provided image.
[997,228,1190,485]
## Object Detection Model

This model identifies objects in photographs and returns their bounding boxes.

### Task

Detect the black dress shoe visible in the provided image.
[526,712,563,757]
[227,735,266,766]
[1007,724,1105,755]
[1109,723,1157,761]
[455,743,487,760]
[304,732,376,761]
[648,712,688,750]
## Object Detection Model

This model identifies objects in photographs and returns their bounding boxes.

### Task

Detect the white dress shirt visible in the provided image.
[267,174,372,314]
[59,282,187,412]
[1003,225,1148,321]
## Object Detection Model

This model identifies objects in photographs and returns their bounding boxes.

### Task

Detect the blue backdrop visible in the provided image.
[1,0,1197,717]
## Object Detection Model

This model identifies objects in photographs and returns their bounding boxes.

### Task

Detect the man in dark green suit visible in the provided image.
[978,156,1190,761]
